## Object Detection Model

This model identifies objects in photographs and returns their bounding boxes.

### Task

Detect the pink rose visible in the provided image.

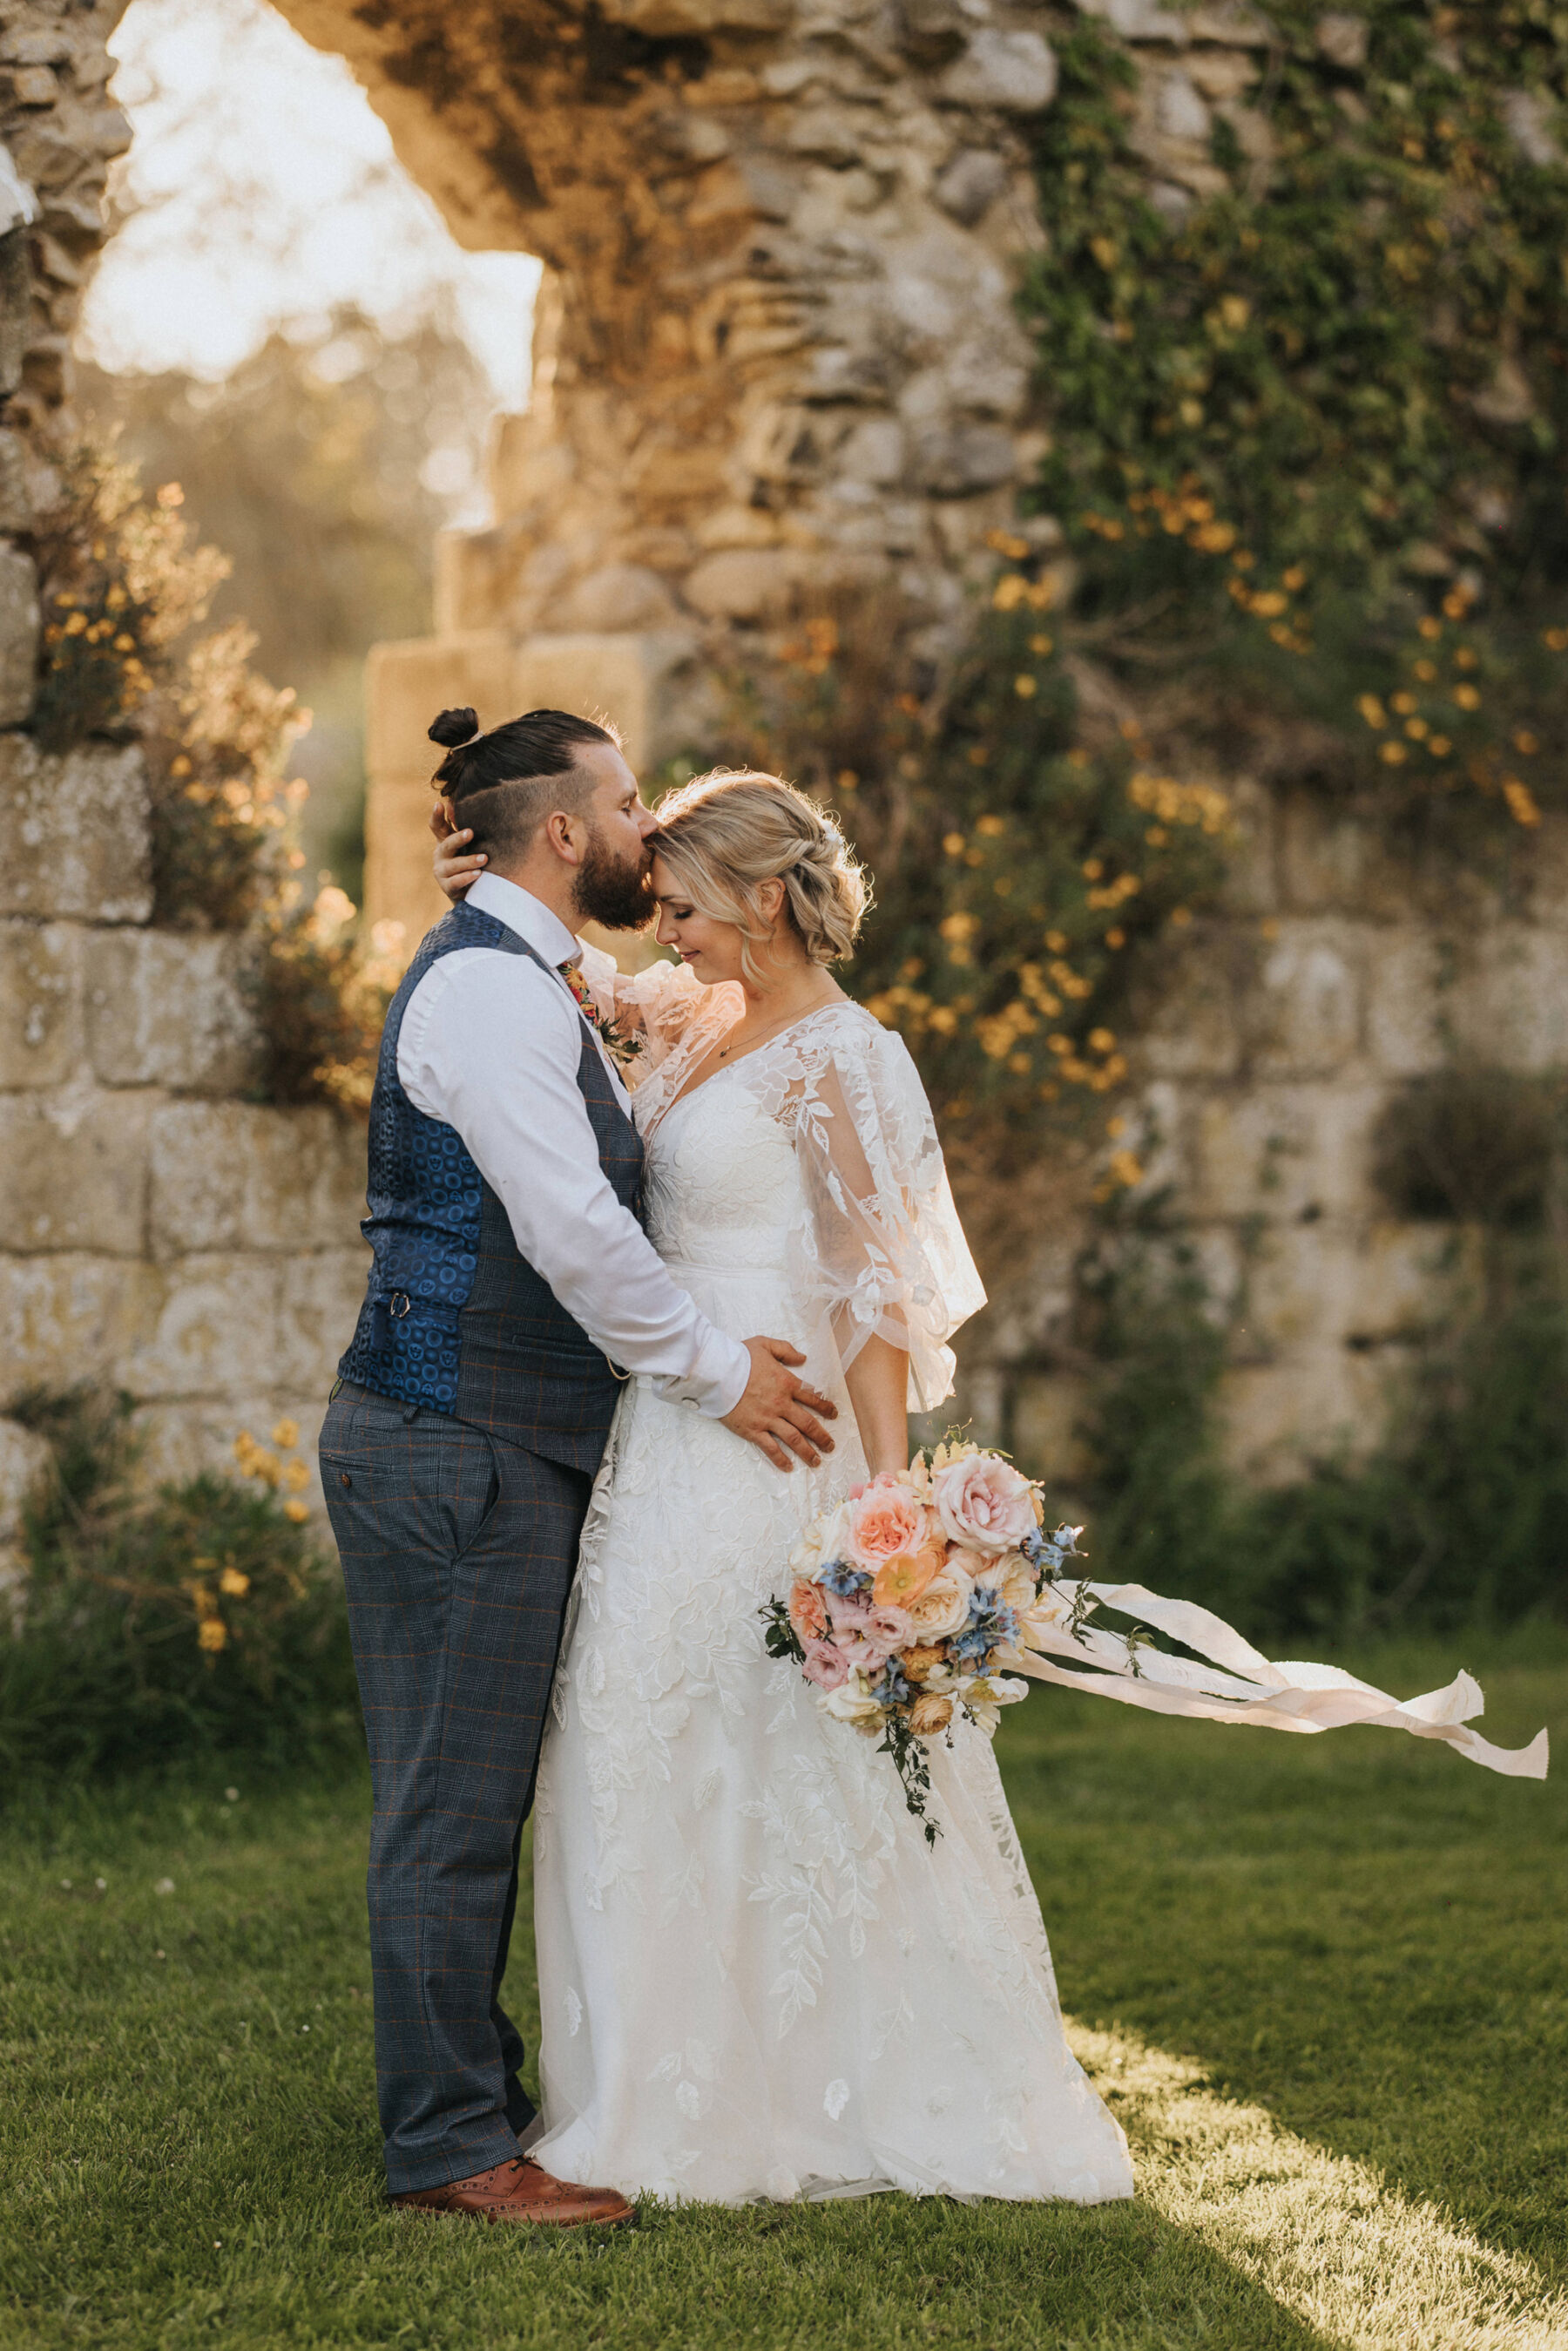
[788,1580,828,1641]
[844,1476,936,1570]
[801,1637,848,1690]
[933,1453,1038,1554]
[825,1589,873,1633]
[863,1604,915,1660]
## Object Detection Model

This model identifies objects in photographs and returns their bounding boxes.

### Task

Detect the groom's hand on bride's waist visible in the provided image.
[723,1338,837,1471]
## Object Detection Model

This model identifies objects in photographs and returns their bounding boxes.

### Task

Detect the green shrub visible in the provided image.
[1072,1253,1568,1646]
[1,1393,359,1787]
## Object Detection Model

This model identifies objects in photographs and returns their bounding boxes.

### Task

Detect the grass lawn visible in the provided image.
[1,1631,1563,2350]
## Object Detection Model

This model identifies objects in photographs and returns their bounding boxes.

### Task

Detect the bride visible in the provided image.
[437,765,1137,2206]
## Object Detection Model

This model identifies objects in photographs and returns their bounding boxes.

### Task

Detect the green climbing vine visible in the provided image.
[1021,3,1568,822]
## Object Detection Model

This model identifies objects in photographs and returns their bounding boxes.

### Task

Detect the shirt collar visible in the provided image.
[465,871,581,969]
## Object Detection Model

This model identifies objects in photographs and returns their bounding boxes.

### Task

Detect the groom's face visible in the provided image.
[572,745,659,932]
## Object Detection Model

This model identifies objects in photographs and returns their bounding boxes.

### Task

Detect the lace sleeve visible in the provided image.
[577,949,711,1084]
[789,1012,986,1412]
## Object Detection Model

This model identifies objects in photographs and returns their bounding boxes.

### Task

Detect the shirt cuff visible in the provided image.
[653,1330,751,1419]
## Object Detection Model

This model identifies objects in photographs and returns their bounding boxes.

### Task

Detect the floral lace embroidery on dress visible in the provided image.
[530,988,1132,2208]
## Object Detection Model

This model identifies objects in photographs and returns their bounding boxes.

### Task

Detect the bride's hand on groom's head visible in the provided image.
[723,1337,837,1473]
[430,796,487,899]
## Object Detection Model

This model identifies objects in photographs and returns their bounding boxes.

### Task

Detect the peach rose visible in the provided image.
[902,1642,949,1682]
[908,1693,953,1738]
[844,1476,936,1571]
[788,1580,828,1641]
[871,1547,943,1609]
[933,1453,1039,1555]
[905,1564,973,1641]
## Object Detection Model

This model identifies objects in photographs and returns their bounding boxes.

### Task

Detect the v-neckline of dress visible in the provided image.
[656,995,848,1128]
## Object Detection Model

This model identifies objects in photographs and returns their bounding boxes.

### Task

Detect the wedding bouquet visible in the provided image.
[761,1439,1084,1843]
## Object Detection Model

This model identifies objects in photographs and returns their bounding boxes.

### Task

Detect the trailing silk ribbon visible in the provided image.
[1003,1582,1548,1778]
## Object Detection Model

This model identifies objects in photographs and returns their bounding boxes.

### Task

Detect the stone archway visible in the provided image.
[273,0,1063,941]
[10,0,1568,1494]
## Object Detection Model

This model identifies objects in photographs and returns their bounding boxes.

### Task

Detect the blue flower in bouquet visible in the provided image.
[964,1589,1022,1649]
[1025,1521,1083,1576]
[949,1623,995,1668]
[819,1557,873,1597]
[877,1662,912,1706]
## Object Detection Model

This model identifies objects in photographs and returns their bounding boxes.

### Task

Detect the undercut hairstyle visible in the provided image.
[427,706,623,863]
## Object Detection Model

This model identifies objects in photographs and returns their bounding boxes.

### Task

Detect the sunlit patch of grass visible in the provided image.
[1074,2020,1567,2351]
[0,1638,1560,2349]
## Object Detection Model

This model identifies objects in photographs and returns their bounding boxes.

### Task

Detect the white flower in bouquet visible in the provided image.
[956,1671,1029,1734]
[904,1564,973,1641]
[933,1453,1039,1554]
[821,1670,884,1727]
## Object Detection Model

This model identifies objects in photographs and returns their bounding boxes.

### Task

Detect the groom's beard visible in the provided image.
[572,825,656,932]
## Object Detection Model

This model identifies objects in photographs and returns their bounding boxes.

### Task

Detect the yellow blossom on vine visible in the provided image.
[199,1618,228,1655]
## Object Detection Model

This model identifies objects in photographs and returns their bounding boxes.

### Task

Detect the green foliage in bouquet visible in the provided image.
[0,1392,358,1787]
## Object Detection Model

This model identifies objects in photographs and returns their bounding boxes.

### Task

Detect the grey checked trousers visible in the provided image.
[320,1381,594,2194]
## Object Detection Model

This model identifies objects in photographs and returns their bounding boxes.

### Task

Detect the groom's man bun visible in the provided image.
[428,706,624,863]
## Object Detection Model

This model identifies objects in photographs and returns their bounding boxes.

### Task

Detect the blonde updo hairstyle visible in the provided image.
[652,769,869,983]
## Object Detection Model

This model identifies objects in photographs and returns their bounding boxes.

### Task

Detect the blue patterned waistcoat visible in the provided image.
[337,900,644,1472]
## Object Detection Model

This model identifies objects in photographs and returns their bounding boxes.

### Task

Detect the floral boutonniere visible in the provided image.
[561,962,645,1077]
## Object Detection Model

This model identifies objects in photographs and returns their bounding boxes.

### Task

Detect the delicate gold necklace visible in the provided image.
[713,987,837,1061]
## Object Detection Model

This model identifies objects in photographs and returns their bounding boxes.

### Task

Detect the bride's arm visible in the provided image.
[842,1334,909,1476]
[430,799,486,897]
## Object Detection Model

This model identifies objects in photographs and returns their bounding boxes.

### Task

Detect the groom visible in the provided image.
[320,707,837,2226]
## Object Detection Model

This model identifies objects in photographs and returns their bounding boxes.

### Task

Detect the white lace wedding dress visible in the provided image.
[528,974,1134,2206]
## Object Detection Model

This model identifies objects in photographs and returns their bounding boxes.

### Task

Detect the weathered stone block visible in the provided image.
[0,1413,51,1544]
[1218,1346,1388,1481]
[1277,789,1408,918]
[149,1103,367,1258]
[1246,918,1364,1077]
[684,549,787,621]
[0,541,39,724]
[0,1089,150,1252]
[0,428,27,531]
[513,630,694,770]
[276,1250,371,1390]
[0,1252,146,1403]
[0,735,151,921]
[1447,926,1568,1073]
[363,772,451,962]
[363,630,515,783]
[132,1393,329,1512]
[119,1256,283,1400]
[84,930,260,1093]
[1365,930,1446,1075]
[0,917,83,1084]
[1190,1083,1383,1222]
[1010,1372,1091,1487]
[1074,0,1189,41]
[559,563,677,633]
[1136,938,1241,1078]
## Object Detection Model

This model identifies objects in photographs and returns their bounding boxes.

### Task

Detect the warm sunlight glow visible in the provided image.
[1072,2021,1568,2351]
[80,0,538,411]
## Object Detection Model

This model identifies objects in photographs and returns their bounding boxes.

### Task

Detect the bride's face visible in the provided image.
[651,852,793,986]
[650,853,746,985]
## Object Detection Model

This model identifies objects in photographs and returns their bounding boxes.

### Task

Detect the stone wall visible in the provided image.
[0,2,368,1561]
[959,787,1568,1487]
[3,0,1566,1526]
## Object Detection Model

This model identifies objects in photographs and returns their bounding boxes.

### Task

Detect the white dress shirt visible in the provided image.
[397,871,750,1418]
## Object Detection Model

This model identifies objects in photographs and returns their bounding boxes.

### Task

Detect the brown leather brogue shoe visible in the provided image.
[391,2155,634,2228]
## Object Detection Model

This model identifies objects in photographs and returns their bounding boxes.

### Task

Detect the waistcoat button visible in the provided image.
[339,1472,352,1488]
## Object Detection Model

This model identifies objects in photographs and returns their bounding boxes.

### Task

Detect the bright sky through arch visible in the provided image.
[80,0,539,415]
